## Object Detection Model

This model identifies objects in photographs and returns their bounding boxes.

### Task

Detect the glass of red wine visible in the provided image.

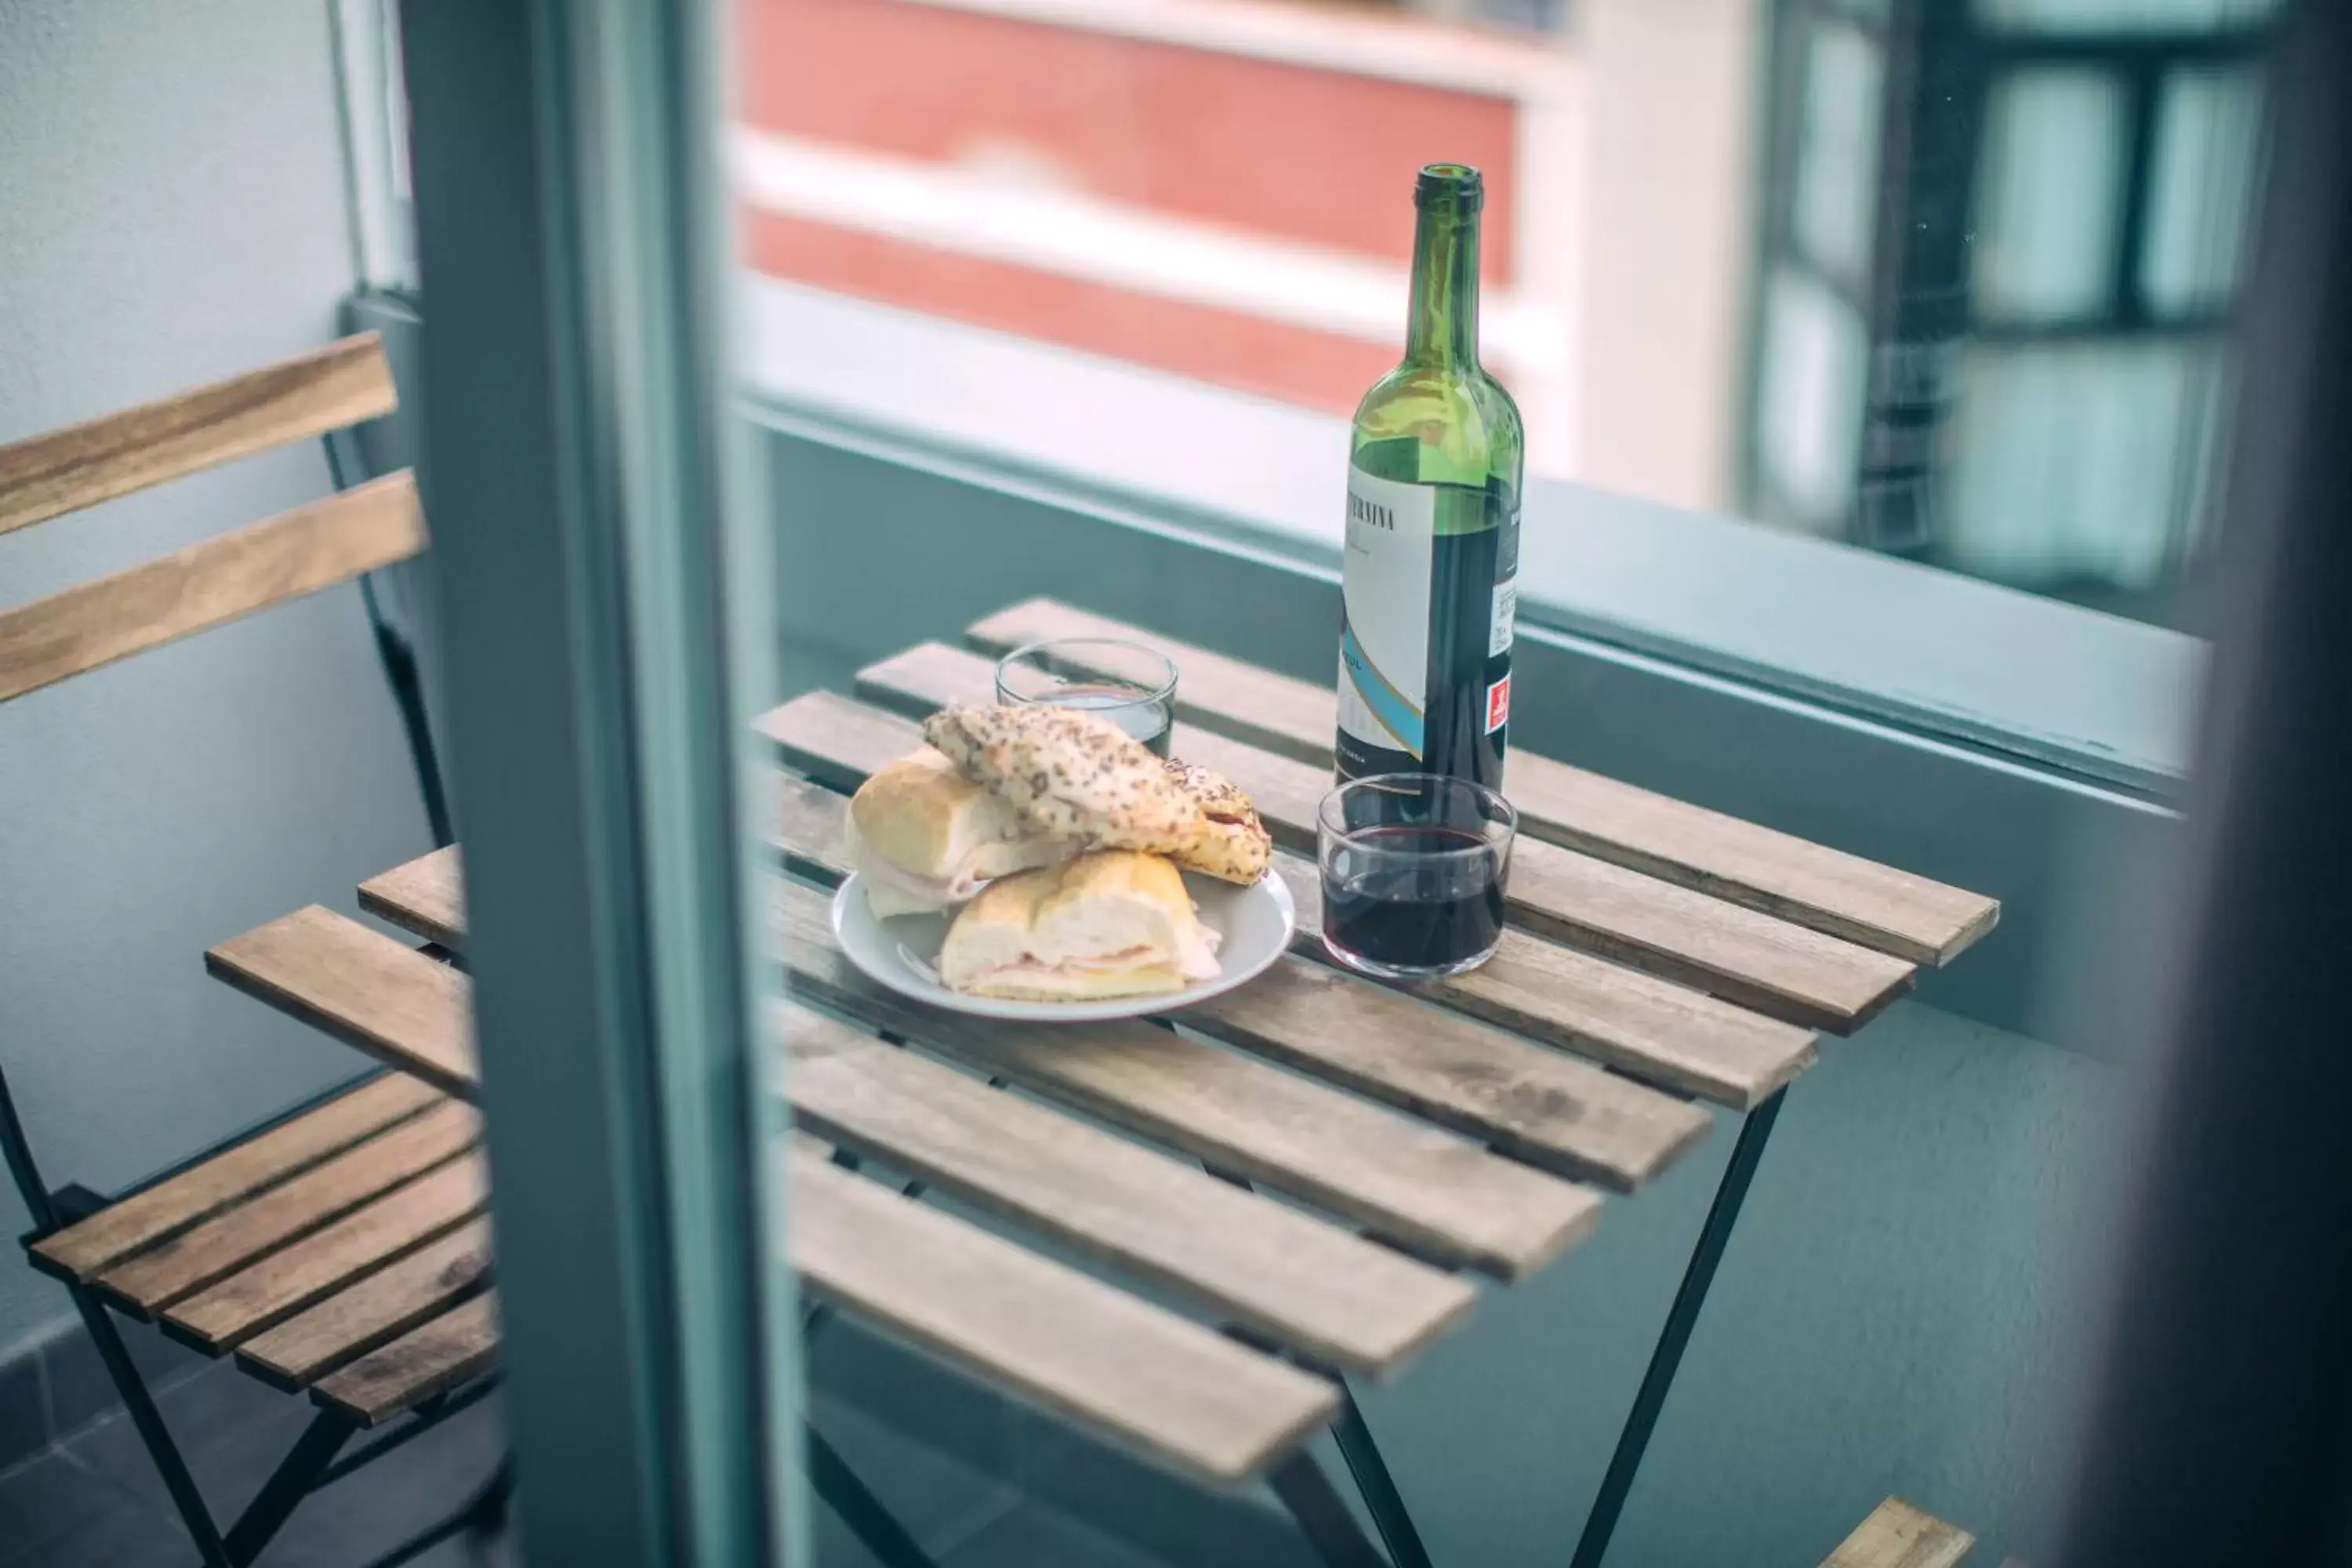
[993,637,1179,758]
[1317,774,1515,980]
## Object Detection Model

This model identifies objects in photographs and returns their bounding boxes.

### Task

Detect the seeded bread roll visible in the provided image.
[1161,758,1272,884]
[922,703,1205,855]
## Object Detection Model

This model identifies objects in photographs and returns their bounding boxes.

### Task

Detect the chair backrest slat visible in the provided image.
[0,334,398,539]
[0,471,426,703]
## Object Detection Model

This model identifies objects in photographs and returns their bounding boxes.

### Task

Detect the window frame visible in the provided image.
[1745,0,2274,585]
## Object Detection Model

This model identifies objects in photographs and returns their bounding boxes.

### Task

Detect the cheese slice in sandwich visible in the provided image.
[938,851,1221,1002]
[847,747,1069,917]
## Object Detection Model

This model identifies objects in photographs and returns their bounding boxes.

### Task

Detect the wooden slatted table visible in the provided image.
[201,600,1996,1568]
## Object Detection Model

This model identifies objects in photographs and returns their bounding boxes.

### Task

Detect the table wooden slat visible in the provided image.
[352,851,1601,1279]
[771,774,1715,1180]
[207,906,478,1096]
[786,1004,1478,1377]
[28,1075,445,1282]
[770,879,1595,1278]
[786,1146,1339,1487]
[93,1102,479,1316]
[165,1154,489,1353]
[1264,855,1816,1109]
[0,333,398,539]
[1821,1497,1977,1568]
[237,1218,492,1390]
[848,644,1916,1033]
[971,599,1999,965]
[0,473,428,704]
[759,691,1817,1106]
[314,1292,500,1427]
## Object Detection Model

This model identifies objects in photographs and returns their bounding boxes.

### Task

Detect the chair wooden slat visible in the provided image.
[93,1102,480,1316]
[785,1005,1477,1377]
[786,1146,1339,1487]
[0,472,427,704]
[194,911,1381,1465]
[759,692,1816,1106]
[768,775,1713,1185]
[352,848,1599,1279]
[848,644,1915,1034]
[206,906,478,1097]
[237,1218,492,1390]
[0,334,399,539]
[358,849,466,949]
[314,1292,500,1427]
[970,599,2000,966]
[1821,1497,1976,1568]
[165,1155,489,1353]
[27,1075,445,1281]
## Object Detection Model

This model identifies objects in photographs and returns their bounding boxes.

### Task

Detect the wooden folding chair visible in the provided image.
[0,334,500,1567]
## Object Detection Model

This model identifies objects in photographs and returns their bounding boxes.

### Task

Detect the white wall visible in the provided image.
[0,0,434,1352]
[1571,0,1763,513]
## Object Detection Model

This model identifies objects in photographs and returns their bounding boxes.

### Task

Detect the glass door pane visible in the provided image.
[395,1,799,1561]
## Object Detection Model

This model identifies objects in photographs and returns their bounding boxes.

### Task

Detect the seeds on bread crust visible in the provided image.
[923,703,1205,854]
[1161,757,1272,884]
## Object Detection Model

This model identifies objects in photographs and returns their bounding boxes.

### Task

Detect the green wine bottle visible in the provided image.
[1335,162,1523,791]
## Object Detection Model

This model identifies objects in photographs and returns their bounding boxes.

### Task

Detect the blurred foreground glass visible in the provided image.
[995,637,1179,757]
[1318,775,1515,980]
[1750,1,2274,622]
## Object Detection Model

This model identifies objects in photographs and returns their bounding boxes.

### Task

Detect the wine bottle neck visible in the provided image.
[1403,198,1481,371]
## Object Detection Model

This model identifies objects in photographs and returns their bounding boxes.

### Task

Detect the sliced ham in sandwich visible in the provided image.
[844,746,1069,916]
[937,851,1220,1001]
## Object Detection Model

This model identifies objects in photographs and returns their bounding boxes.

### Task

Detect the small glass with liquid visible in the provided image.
[1318,774,1515,979]
[993,637,1179,757]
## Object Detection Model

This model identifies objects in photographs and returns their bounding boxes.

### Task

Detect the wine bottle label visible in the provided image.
[1489,577,1517,658]
[1338,466,1439,761]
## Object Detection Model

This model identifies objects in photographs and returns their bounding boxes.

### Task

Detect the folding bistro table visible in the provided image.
[198,598,1997,1567]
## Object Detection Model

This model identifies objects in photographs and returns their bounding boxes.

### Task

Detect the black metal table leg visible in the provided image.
[1269,1449,1395,1568]
[1568,1087,1787,1568]
[1200,1157,1431,1566]
[806,1420,945,1568]
[1330,1385,1432,1568]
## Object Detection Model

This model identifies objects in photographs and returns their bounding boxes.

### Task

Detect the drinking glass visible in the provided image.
[993,637,1179,757]
[1317,774,1516,979]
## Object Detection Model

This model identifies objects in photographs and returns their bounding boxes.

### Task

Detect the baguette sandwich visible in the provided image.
[843,747,1069,916]
[936,851,1220,1001]
[844,704,1271,1006]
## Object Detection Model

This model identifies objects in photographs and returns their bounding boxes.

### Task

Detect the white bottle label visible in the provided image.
[1489,576,1517,658]
[1337,466,1439,760]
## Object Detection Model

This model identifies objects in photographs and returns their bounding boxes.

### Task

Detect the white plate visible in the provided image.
[829,869,1298,1023]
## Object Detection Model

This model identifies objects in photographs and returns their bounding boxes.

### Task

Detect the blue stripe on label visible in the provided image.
[1341,626,1423,756]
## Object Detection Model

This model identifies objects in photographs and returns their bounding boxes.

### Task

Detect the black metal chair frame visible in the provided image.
[0,417,506,1566]
[5,1060,514,1568]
